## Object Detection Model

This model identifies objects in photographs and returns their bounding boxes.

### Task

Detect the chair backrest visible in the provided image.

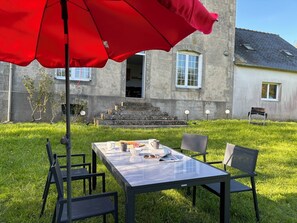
[181,133,208,154]
[46,138,54,166]
[51,155,65,199]
[251,107,266,115]
[223,143,259,174]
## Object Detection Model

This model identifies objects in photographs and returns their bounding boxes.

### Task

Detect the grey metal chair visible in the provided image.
[174,133,208,205]
[178,133,208,162]
[51,156,118,223]
[40,139,105,217]
[203,143,260,222]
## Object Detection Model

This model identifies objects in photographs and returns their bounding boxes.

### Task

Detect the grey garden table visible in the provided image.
[92,141,230,223]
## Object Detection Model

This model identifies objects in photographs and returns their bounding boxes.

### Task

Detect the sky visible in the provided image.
[236,0,297,46]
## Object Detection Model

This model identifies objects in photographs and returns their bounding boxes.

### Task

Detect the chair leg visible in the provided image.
[186,187,191,195]
[114,192,119,223]
[103,214,107,223]
[83,179,86,194]
[40,171,52,217]
[102,174,106,193]
[192,186,196,206]
[114,210,119,223]
[52,202,57,223]
[251,177,260,222]
[42,171,50,199]
[203,155,206,162]
[88,177,92,194]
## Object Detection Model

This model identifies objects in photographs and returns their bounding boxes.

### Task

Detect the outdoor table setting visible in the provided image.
[92,139,230,223]
[103,139,182,161]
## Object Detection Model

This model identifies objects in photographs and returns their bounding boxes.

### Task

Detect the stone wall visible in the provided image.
[0,62,10,122]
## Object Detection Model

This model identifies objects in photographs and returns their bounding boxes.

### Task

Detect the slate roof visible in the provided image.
[235,28,297,72]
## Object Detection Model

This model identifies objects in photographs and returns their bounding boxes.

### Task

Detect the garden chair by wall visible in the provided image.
[51,155,118,223]
[174,133,208,206]
[202,143,260,221]
[40,139,105,217]
[248,107,268,125]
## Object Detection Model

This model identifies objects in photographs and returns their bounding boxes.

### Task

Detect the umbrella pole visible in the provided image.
[60,0,72,222]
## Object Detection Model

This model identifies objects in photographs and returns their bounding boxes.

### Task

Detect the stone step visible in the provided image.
[115,107,161,113]
[116,106,160,112]
[96,119,187,126]
[103,112,173,120]
[120,101,153,109]
[95,101,186,127]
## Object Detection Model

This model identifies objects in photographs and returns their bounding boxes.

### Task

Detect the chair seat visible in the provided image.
[60,196,115,222]
[50,168,89,183]
[205,179,252,194]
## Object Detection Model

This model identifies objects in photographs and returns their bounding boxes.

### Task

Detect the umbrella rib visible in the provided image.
[124,0,174,49]
[68,0,89,11]
[79,0,110,58]
[34,1,52,62]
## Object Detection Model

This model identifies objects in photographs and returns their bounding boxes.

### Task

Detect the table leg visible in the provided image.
[92,150,97,190]
[125,189,135,223]
[220,179,230,223]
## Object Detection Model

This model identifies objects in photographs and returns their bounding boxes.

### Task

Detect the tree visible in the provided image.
[49,91,65,123]
[22,68,53,122]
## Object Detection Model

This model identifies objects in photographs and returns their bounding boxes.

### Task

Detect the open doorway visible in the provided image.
[126,52,145,98]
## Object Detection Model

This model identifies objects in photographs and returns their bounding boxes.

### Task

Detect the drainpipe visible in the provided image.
[6,63,13,122]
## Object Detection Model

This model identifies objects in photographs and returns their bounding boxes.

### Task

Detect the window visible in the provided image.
[176,51,202,88]
[281,49,294,57]
[261,82,280,101]
[55,68,91,81]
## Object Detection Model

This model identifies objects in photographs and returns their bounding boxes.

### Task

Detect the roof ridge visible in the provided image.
[235,27,280,38]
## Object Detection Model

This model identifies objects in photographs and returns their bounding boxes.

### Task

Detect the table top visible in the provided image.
[92,141,228,187]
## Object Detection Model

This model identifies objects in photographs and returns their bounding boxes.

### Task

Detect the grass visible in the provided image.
[0,119,297,223]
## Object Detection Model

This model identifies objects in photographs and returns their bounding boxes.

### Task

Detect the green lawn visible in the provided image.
[0,120,296,223]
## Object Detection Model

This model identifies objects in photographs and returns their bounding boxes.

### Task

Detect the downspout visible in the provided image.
[5,63,13,123]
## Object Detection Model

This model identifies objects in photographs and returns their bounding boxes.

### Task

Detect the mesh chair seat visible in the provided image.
[49,168,90,183]
[60,195,116,222]
[205,179,252,194]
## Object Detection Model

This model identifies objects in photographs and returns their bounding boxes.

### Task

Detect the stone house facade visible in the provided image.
[0,0,236,123]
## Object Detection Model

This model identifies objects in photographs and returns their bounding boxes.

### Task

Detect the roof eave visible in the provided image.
[234,62,297,73]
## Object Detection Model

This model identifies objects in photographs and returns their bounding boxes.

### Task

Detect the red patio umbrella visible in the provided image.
[0,0,218,221]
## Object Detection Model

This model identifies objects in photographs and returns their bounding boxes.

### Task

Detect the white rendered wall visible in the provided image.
[233,66,297,121]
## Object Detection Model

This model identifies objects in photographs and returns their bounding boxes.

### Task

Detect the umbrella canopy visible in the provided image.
[0,0,218,221]
[0,0,218,68]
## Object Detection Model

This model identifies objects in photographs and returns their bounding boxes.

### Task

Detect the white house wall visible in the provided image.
[233,66,297,121]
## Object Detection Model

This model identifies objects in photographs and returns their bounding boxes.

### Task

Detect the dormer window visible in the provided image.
[281,49,293,57]
[242,43,255,51]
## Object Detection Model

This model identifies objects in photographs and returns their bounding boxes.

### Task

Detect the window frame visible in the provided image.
[175,51,203,89]
[55,67,92,81]
[261,82,280,101]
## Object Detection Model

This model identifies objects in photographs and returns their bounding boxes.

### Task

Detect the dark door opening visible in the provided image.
[126,52,145,98]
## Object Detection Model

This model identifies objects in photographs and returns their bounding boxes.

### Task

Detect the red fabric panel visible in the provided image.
[0,0,218,68]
